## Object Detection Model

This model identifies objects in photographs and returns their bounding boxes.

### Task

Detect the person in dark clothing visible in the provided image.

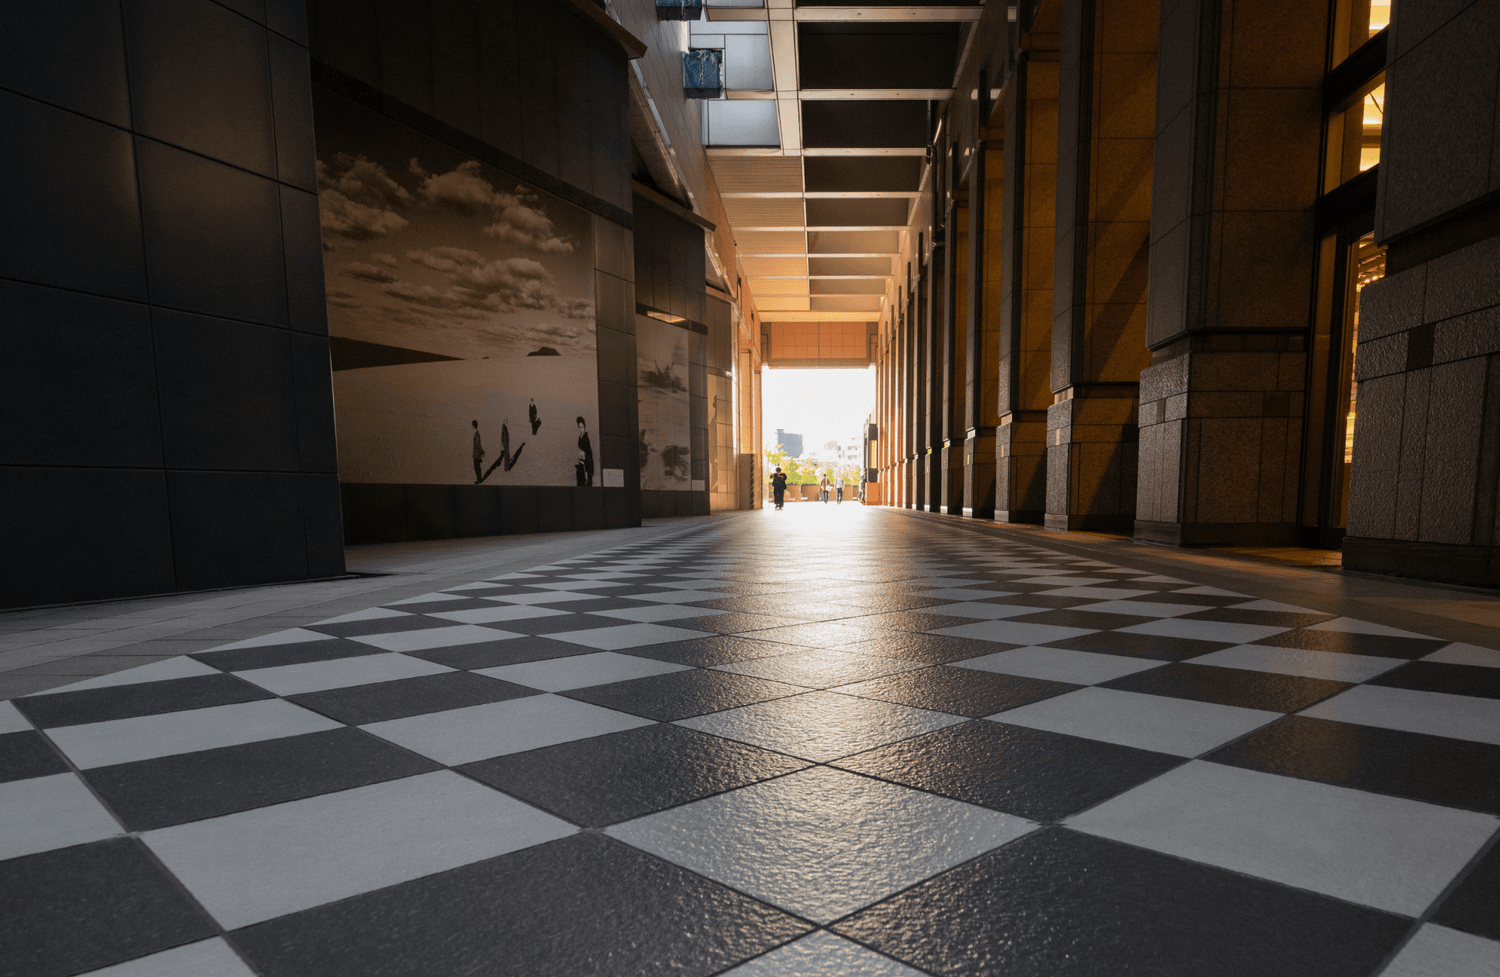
[770,467,787,509]
[472,420,485,483]
[576,416,594,486]
[529,398,541,435]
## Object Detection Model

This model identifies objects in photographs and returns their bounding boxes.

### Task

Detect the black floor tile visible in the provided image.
[1005,608,1159,631]
[823,594,953,612]
[0,838,217,977]
[857,610,985,632]
[0,730,68,783]
[835,667,1078,718]
[722,650,927,689]
[492,613,626,636]
[837,632,1023,664]
[461,723,809,827]
[1207,715,1500,814]
[191,637,390,671]
[1365,660,1500,699]
[1128,590,1257,607]
[1100,662,1351,712]
[231,833,812,977]
[15,673,272,728]
[620,634,789,666]
[561,669,803,721]
[84,727,441,831]
[1041,629,1233,661]
[304,615,457,638]
[735,622,887,649]
[1253,629,1448,659]
[683,613,809,635]
[834,721,1181,821]
[1432,838,1500,942]
[1177,607,1336,628]
[382,598,502,614]
[831,828,1409,977]
[289,671,540,725]
[404,635,597,669]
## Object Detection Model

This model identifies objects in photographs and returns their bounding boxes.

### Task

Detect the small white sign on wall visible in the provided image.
[602,469,625,487]
[691,479,705,492]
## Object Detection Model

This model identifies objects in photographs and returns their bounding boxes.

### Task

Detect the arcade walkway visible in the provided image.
[4,507,1499,977]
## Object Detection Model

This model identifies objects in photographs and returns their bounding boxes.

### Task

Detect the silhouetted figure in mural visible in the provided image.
[477,419,525,482]
[472,420,485,482]
[576,416,594,486]
[529,399,541,435]
[640,429,650,471]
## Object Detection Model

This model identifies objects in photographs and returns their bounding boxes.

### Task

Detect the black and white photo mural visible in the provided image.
[315,93,600,488]
[636,316,692,492]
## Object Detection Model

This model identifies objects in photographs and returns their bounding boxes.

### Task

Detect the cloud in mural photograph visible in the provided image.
[638,317,691,491]
[315,92,599,487]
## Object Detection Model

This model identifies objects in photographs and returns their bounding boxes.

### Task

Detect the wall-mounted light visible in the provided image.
[656,0,703,21]
[684,50,723,99]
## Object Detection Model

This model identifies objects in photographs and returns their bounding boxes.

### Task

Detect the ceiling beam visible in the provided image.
[708,7,983,22]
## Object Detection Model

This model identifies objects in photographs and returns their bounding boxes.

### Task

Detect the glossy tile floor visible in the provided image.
[5,506,1500,977]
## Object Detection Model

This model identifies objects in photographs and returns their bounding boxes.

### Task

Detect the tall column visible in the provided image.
[1046,0,1157,533]
[1135,0,1327,546]
[927,238,948,513]
[913,271,929,509]
[963,141,1000,518]
[996,53,1058,524]
[945,201,972,514]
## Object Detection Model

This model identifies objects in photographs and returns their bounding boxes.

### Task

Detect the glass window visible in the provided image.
[1323,77,1384,192]
[1331,0,1391,67]
[1336,232,1386,523]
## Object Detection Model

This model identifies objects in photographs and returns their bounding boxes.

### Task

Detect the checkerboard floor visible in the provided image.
[4,507,1499,976]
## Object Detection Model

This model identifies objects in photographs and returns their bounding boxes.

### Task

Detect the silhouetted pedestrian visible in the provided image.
[770,467,787,509]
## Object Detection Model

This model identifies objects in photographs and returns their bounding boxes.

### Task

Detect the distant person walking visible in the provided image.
[818,470,831,504]
[471,420,485,483]
[770,467,787,509]
[836,473,845,504]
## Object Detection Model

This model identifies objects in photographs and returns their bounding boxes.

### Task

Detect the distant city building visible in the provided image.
[774,428,804,459]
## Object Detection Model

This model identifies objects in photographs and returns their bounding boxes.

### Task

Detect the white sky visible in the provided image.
[761,366,875,456]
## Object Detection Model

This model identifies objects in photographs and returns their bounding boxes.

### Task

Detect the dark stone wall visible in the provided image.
[307,0,640,544]
[0,0,343,609]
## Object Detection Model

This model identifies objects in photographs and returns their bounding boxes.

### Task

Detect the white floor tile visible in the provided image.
[1424,642,1500,668]
[385,592,469,605]
[234,653,453,696]
[677,691,964,762]
[350,624,518,652]
[589,605,725,623]
[560,571,646,580]
[1035,586,1157,599]
[485,572,545,581]
[47,699,342,769]
[142,771,575,929]
[914,588,1019,600]
[361,694,654,764]
[1067,760,1499,916]
[1306,617,1434,638]
[936,620,1098,645]
[311,607,411,626]
[1300,684,1500,746]
[0,773,121,860]
[488,591,606,605]
[28,657,221,695]
[443,582,512,592]
[1185,644,1403,683]
[523,580,620,591]
[426,604,565,624]
[954,646,1164,684]
[1116,618,1289,644]
[73,939,256,977]
[1172,586,1248,596]
[1067,599,1209,618]
[606,767,1033,924]
[1007,576,1119,586]
[548,623,707,650]
[0,701,31,733]
[1230,599,1328,615]
[475,651,689,691]
[989,687,1279,756]
[1377,924,1500,977]
[924,602,1043,620]
[200,628,335,653]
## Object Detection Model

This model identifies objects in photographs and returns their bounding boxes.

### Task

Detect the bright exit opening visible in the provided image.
[762,366,875,502]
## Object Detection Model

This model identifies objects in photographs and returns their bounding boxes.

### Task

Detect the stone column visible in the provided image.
[927,234,949,513]
[963,145,1000,518]
[995,53,1058,525]
[1046,0,1157,533]
[1135,0,1326,545]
